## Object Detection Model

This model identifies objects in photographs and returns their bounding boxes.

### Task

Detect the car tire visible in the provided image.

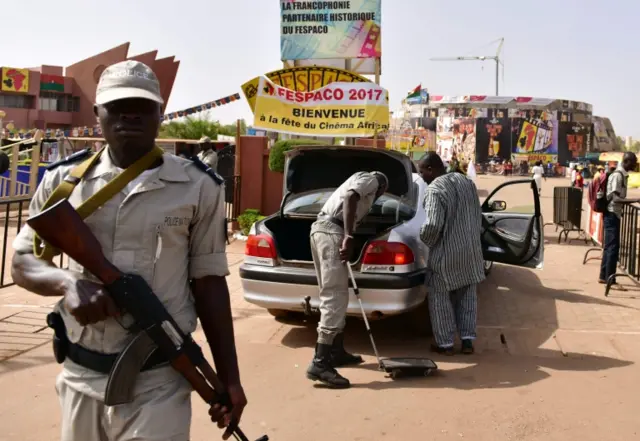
[406,301,433,336]
[484,260,494,276]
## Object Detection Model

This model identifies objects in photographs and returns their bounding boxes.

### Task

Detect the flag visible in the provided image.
[40,74,65,92]
[406,84,421,99]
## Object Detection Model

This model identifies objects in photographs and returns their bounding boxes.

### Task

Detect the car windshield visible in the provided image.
[284,190,416,221]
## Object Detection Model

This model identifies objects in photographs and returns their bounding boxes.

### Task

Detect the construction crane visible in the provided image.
[430,38,505,96]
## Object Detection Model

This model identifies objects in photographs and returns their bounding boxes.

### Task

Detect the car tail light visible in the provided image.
[245,234,277,266]
[362,241,415,266]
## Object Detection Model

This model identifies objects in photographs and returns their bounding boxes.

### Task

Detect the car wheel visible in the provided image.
[406,301,433,336]
[484,260,494,276]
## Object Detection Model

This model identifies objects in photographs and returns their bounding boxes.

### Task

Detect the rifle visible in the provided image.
[27,199,268,441]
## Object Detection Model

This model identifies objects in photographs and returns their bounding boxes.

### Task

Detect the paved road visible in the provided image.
[1,175,640,441]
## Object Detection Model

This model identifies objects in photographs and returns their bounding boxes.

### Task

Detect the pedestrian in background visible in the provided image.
[599,152,640,291]
[417,152,485,355]
[531,160,545,195]
[575,167,585,189]
[593,165,605,183]
[198,136,219,172]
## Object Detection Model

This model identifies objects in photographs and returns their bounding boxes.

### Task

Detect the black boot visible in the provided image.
[306,343,350,388]
[330,333,364,368]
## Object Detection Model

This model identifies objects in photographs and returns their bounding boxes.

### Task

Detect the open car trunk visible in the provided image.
[263,216,401,263]
[284,146,414,197]
[263,146,417,263]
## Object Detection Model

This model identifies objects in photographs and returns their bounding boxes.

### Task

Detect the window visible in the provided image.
[0,93,34,109]
[38,91,79,112]
[39,96,57,111]
[283,190,416,221]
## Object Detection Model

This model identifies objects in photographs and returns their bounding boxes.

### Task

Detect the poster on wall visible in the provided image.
[475,115,512,163]
[511,117,559,163]
[436,110,476,162]
[1,67,29,93]
[592,116,615,152]
[410,117,437,151]
[558,122,589,164]
[386,117,436,152]
[280,0,382,61]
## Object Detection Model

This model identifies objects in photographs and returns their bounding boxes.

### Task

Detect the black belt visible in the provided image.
[66,342,169,374]
[47,311,169,374]
[317,215,344,228]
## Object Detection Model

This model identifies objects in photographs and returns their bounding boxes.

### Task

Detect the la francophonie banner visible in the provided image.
[253,76,389,137]
[280,0,382,60]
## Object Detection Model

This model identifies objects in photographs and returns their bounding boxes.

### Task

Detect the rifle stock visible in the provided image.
[26,199,268,441]
[27,199,121,284]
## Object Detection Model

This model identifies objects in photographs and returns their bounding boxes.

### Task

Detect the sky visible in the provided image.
[3,0,639,138]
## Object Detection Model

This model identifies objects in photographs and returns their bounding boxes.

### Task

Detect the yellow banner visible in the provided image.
[1,67,29,93]
[253,76,389,137]
[242,66,371,113]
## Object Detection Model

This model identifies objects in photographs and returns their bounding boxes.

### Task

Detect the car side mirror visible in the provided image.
[490,200,507,212]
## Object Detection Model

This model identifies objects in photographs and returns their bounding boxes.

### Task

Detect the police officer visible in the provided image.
[306,171,389,388]
[198,136,218,172]
[11,60,246,441]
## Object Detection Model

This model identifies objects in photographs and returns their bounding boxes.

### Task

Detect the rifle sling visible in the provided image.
[33,146,165,260]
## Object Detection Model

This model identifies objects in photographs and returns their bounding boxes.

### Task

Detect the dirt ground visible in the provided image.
[1,174,640,441]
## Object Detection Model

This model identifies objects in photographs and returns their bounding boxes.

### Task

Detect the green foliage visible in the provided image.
[158,115,247,141]
[219,120,247,137]
[237,209,266,236]
[268,139,327,173]
[159,116,220,140]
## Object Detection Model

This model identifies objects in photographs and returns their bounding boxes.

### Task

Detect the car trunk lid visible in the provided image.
[283,146,414,197]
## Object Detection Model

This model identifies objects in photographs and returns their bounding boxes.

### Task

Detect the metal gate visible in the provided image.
[217,144,241,222]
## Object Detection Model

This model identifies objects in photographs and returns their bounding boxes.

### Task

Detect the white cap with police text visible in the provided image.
[95,60,164,105]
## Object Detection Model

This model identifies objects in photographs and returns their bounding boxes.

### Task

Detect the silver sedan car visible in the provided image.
[240,146,544,323]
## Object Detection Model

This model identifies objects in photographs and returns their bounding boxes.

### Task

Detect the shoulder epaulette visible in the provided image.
[189,156,225,185]
[46,148,93,171]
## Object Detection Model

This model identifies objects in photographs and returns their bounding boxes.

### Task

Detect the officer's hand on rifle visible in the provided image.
[209,383,248,440]
[62,273,120,325]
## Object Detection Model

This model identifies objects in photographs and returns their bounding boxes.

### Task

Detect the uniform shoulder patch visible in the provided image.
[45,148,93,171]
[189,156,225,185]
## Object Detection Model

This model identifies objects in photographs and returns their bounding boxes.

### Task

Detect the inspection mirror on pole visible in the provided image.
[347,264,438,379]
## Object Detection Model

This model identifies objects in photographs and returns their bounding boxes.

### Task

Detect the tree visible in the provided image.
[626,141,640,153]
[219,120,247,137]
[159,115,221,140]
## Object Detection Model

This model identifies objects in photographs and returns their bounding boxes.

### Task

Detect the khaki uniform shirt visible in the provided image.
[317,172,380,229]
[13,147,229,400]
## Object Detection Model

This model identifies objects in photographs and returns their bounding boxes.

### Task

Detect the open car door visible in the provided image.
[480,179,544,270]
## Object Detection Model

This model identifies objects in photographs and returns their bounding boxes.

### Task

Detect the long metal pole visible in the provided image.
[495,58,499,96]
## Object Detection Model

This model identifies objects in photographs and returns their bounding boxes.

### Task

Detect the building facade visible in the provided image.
[0,43,179,132]
[390,95,618,164]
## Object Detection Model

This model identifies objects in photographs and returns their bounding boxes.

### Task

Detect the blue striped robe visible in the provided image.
[420,172,486,291]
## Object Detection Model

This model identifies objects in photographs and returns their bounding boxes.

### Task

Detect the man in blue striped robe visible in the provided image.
[417,152,486,355]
